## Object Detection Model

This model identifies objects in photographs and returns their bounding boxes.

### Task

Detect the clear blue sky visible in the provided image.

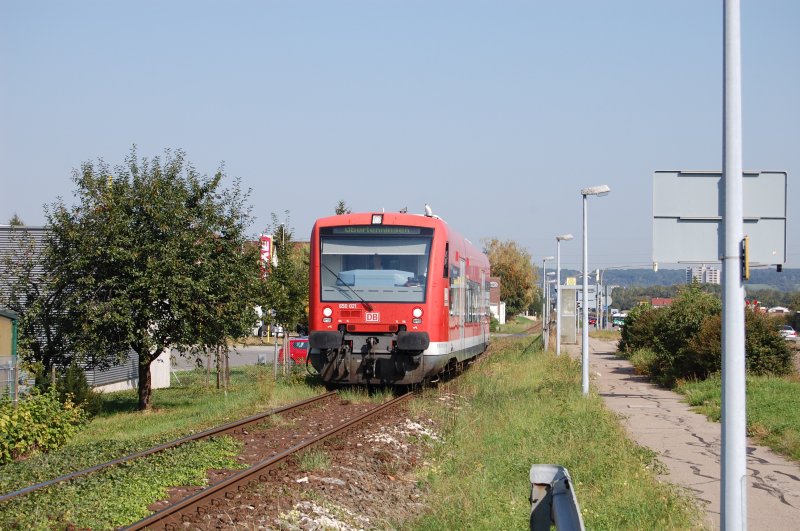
[2,1,798,271]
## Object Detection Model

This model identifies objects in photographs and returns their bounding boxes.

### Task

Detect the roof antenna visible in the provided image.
[424,204,433,217]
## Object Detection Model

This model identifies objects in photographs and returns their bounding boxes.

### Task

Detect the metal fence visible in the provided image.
[0,356,20,402]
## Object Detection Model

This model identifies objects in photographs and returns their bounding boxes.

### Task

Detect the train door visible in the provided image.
[480,270,487,347]
[458,257,466,356]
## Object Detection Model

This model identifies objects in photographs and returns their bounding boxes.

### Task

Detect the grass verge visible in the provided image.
[410,336,701,530]
[0,365,325,528]
[1,436,242,530]
[495,315,538,335]
[589,329,622,341]
[678,374,800,461]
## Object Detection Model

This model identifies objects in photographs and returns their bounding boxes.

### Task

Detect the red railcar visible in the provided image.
[308,210,490,385]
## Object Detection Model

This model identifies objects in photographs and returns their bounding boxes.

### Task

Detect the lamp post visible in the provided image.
[580,184,610,395]
[546,277,556,337]
[722,1,746,526]
[546,272,556,334]
[541,256,554,350]
[555,234,573,355]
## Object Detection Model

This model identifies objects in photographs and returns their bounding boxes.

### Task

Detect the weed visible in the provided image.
[297,448,331,472]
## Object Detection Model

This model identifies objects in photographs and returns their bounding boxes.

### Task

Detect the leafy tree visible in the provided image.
[45,147,260,410]
[334,200,351,215]
[483,238,537,316]
[0,228,72,385]
[7,213,24,226]
[188,183,264,390]
[263,212,309,334]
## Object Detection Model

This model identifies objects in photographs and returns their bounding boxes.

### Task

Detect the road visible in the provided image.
[170,345,284,370]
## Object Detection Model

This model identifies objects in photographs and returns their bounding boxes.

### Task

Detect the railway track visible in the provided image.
[123,392,413,530]
[0,391,338,504]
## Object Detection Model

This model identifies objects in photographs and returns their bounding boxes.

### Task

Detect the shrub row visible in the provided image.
[618,285,793,386]
[0,388,87,465]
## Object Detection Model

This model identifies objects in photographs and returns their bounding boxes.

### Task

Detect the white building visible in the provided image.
[685,264,721,285]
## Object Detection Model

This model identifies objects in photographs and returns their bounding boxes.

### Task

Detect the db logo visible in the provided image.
[365,312,380,322]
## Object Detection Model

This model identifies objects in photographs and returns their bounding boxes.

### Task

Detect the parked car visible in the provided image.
[279,337,309,364]
[778,325,797,340]
[271,324,285,338]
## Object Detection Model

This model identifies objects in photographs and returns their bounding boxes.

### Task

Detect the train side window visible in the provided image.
[443,242,449,278]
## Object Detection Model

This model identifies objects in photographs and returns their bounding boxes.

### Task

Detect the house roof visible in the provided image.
[0,308,20,321]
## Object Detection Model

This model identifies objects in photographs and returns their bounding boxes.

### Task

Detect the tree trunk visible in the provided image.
[206,350,211,388]
[224,349,230,388]
[137,357,153,410]
[215,347,221,390]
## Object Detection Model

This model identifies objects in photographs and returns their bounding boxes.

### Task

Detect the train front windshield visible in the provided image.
[319,226,432,303]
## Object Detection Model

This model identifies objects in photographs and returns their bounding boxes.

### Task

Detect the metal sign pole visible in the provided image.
[722,0,747,528]
[581,194,589,396]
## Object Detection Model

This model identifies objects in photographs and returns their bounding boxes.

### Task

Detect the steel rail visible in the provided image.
[0,391,337,503]
[124,392,413,530]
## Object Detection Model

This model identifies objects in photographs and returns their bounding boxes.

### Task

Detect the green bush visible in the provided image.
[489,314,499,332]
[618,303,659,354]
[620,284,793,387]
[0,387,87,465]
[57,362,103,417]
[746,313,793,375]
[683,313,723,379]
[627,348,658,377]
[636,286,721,386]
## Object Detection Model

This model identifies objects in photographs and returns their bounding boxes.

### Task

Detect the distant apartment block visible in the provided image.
[685,264,721,285]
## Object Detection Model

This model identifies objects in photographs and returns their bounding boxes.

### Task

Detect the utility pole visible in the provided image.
[722,0,746,527]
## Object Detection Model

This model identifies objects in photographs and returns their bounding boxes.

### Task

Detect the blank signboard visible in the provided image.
[652,171,786,265]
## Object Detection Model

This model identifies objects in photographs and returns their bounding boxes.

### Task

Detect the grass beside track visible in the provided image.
[1,340,705,529]
[495,315,538,335]
[0,365,325,529]
[411,335,701,530]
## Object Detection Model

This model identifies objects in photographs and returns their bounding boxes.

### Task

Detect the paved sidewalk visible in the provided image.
[563,337,800,530]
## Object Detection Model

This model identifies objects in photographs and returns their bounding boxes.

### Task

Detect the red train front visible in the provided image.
[308,210,490,385]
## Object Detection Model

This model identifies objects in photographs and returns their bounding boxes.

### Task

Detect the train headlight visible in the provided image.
[412,307,423,318]
[322,306,333,317]
[371,214,383,224]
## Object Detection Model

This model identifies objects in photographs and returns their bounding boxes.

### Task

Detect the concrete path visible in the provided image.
[563,337,800,530]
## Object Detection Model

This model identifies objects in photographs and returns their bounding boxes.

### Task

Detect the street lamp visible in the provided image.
[546,276,556,328]
[555,233,573,355]
[541,256,554,350]
[580,184,610,395]
[546,272,556,331]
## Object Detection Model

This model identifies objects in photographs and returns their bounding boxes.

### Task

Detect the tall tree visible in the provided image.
[46,147,260,410]
[334,200,351,215]
[0,227,72,383]
[7,213,24,226]
[263,212,309,334]
[483,238,537,316]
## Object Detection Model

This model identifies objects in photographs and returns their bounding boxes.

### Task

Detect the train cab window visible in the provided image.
[319,227,432,303]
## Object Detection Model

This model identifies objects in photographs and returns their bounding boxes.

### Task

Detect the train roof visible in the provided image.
[312,211,488,266]
[312,211,445,230]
